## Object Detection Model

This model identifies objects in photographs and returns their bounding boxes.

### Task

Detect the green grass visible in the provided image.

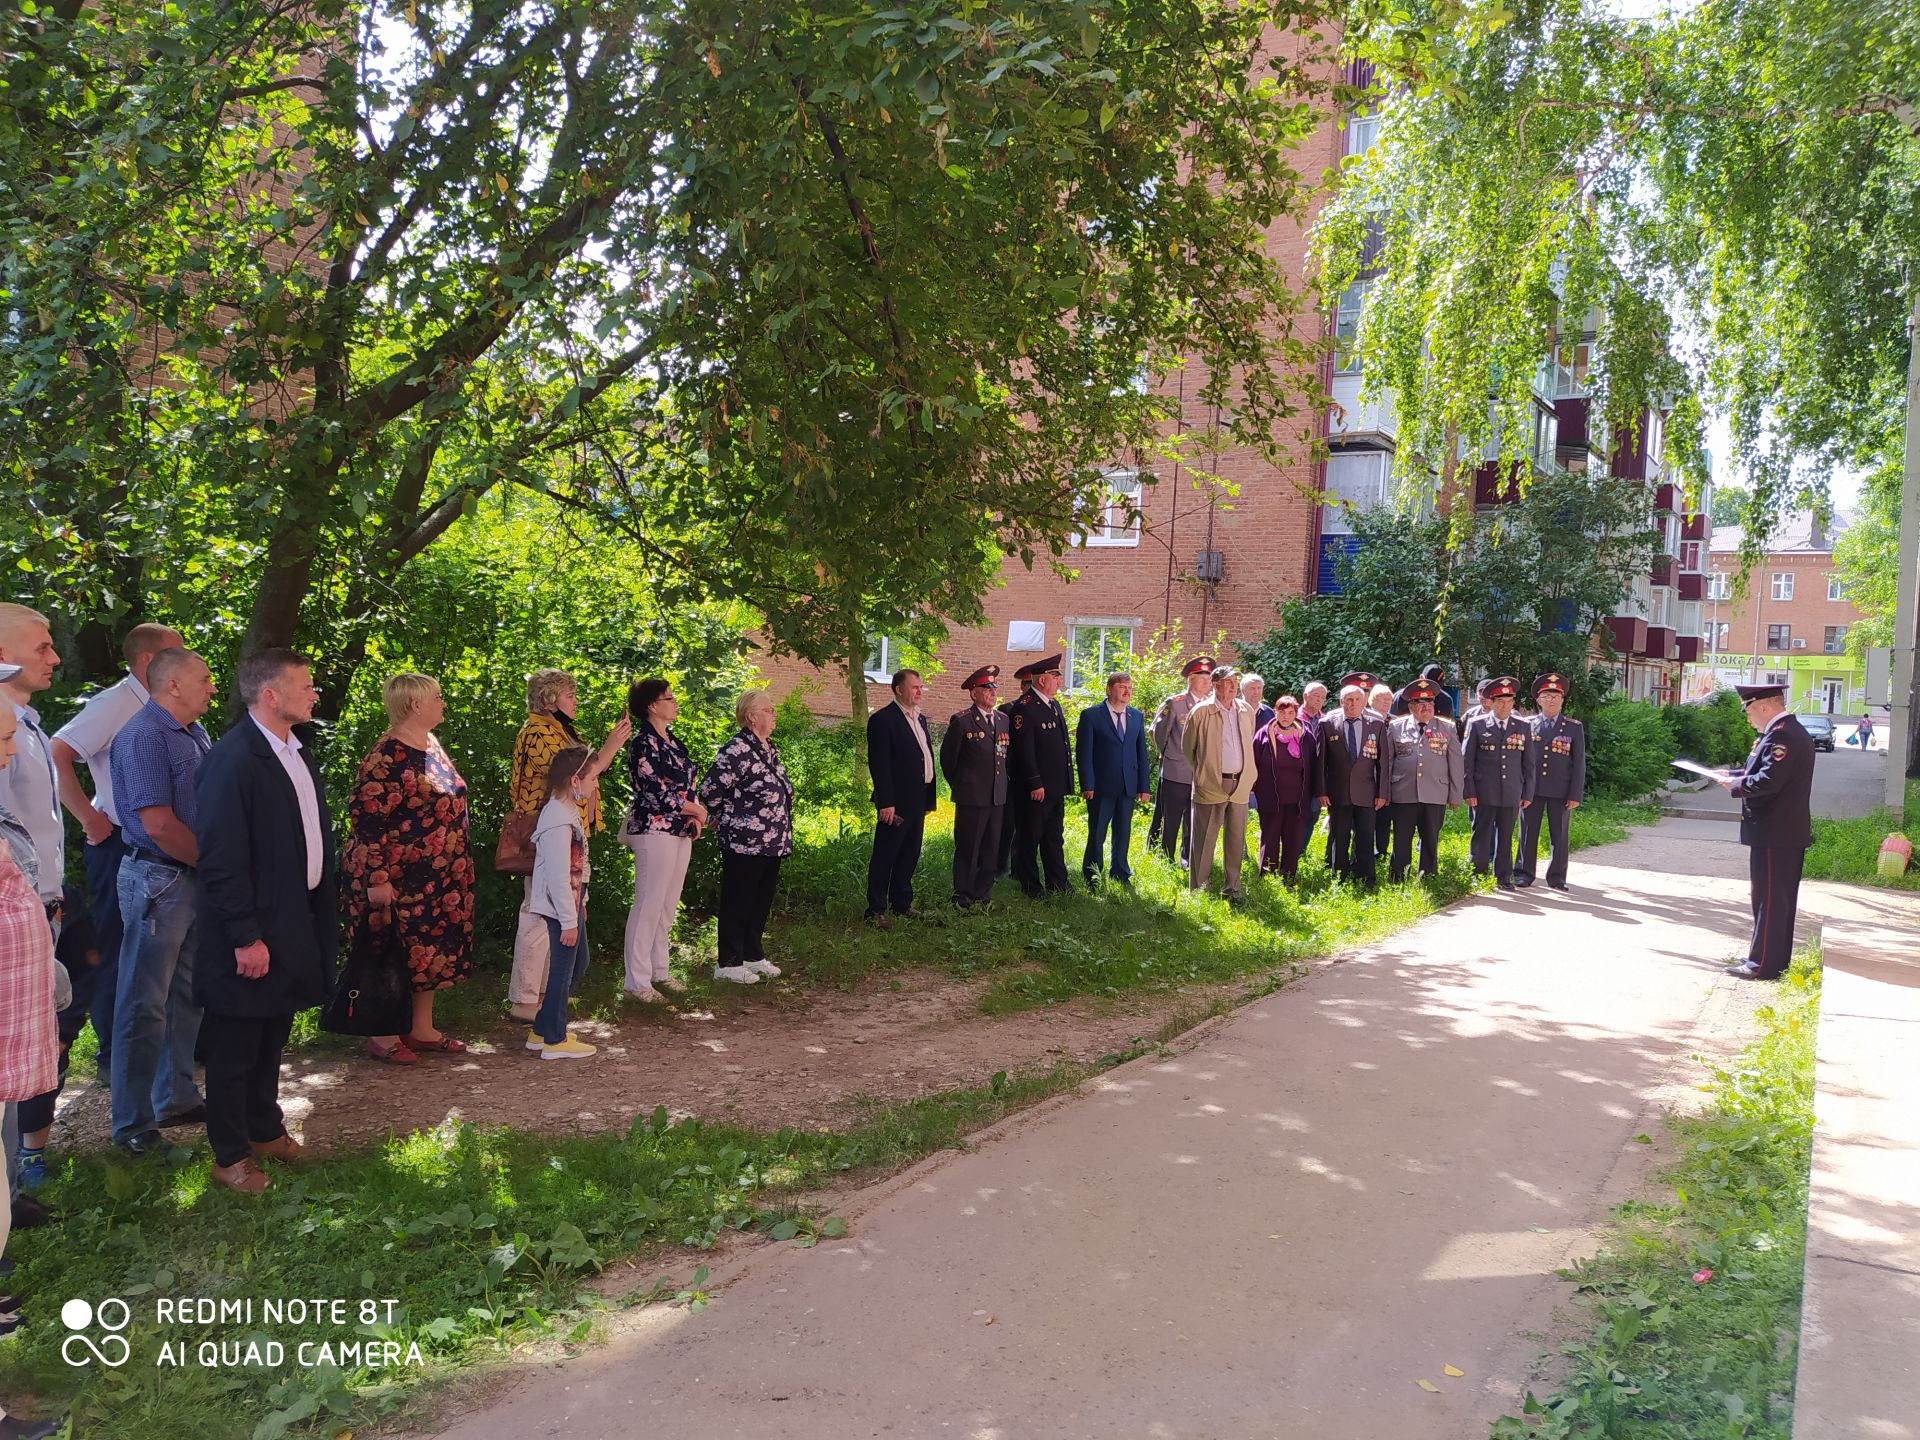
[1492,947,1821,1440]
[1806,778,1918,890]
[0,1055,1141,1440]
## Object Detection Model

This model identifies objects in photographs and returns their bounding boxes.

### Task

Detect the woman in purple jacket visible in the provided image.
[1251,696,1319,882]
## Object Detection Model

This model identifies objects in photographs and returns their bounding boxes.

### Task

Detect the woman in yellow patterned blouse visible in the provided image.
[507,669,629,1022]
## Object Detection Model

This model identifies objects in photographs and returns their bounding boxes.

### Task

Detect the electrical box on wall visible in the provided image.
[1195,550,1224,583]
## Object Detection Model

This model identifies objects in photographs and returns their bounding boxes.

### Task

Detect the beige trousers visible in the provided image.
[1188,799,1249,899]
[625,833,693,991]
[508,875,551,1010]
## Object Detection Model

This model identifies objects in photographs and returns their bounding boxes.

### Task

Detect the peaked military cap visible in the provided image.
[1485,676,1518,700]
[1404,679,1441,704]
[1011,662,1036,682]
[1532,672,1569,699]
[1734,681,1787,703]
[961,664,1000,691]
[1182,655,1215,678]
[1028,653,1063,677]
[1337,670,1377,693]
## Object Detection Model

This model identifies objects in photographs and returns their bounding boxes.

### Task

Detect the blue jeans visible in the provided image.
[535,916,591,1046]
[110,856,203,1143]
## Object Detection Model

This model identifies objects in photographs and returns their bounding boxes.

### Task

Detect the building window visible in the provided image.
[863,635,902,683]
[1711,621,1731,650]
[1343,109,1379,157]
[1334,281,1368,375]
[1321,450,1392,535]
[1068,623,1134,690]
[1770,572,1795,601]
[1082,470,1144,547]
[1764,671,1789,687]
[1554,341,1591,399]
[1823,624,1848,654]
[1827,575,1845,602]
[1649,587,1673,629]
[1706,571,1731,600]
[1679,540,1702,573]
[1531,404,1559,469]
[1766,624,1791,651]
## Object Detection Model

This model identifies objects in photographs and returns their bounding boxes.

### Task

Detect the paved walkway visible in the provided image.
[1667,744,1890,822]
[430,820,1919,1440]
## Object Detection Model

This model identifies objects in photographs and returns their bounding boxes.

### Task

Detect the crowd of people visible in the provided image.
[870,651,1588,925]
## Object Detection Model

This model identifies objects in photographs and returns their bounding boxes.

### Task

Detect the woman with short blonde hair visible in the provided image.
[382,672,441,726]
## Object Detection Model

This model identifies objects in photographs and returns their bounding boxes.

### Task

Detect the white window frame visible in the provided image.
[1649,587,1674,629]
[1067,621,1136,690]
[1770,571,1795,601]
[1343,109,1379,158]
[1827,575,1845,602]
[863,635,901,684]
[1334,281,1368,375]
[1706,571,1731,601]
[1823,624,1848,655]
[1763,670,1789,687]
[1711,621,1731,650]
[1679,540,1702,573]
[1321,449,1392,535]
[1082,469,1144,548]
[1766,623,1791,651]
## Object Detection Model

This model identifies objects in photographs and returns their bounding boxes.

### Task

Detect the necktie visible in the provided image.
[1347,719,1358,754]
[1113,708,1124,736]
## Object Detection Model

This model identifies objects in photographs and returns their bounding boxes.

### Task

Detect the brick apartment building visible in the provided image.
[1681,510,1869,716]
[761,58,1715,717]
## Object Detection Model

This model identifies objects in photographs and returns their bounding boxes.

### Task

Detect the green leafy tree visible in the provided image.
[2,0,1337,719]
[1832,438,1904,657]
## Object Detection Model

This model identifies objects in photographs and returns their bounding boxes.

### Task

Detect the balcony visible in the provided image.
[1605,615,1648,655]
[1682,512,1709,541]
[1651,555,1674,586]
[1676,636,1703,663]
[1555,395,1590,456]
[1646,625,1677,659]
[1328,373,1398,442]
[1610,421,1651,480]
[1654,483,1678,513]
[1678,571,1704,602]
[1472,459,1522,507]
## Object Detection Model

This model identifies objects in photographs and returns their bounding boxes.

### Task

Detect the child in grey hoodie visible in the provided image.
[527,747,594,1059]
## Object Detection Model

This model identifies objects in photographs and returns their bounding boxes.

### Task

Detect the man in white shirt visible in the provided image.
[50,622,184,1074]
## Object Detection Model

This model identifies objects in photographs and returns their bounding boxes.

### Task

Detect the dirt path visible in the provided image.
[52,968,1249,1150]
[419,819,1880,1440]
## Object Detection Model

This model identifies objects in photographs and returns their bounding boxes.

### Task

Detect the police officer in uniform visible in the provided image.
[1516,672,1585,891]
[1008,654,1073,896]
[1461,676,1534,890]
[940,665,1011,909]
[996,663,1035,878]
[1384,678,1464,881]
[1714,682,1815,981]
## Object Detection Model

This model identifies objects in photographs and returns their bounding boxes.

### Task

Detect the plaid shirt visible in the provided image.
[0,845,58,1101]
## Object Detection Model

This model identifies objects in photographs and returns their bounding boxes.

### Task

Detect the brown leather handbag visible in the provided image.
[494,741,538,875]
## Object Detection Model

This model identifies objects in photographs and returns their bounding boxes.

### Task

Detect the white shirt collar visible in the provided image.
[127,673,151,704]
[251,715,303,756]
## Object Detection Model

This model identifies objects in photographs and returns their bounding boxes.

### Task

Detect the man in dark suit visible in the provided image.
[996,664,1034,877]
[1517,672,1586,891]
[1461,676,1534,890]
[1390,663,1456,720]
[1075,671,1151,890]
[191,648,334,1195]
[1008,654,1072,896]
[1715,682,1815,981]
[1315,672,1388,890]
[939,666,1010,908]
[864,669,938,929]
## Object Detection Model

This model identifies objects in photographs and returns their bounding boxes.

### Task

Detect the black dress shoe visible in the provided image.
[1513,876,1534,888]
[1547,881,1568,892]
[116,1130,166,1158]
[1496,880,1517,892]
[1724,961,1760,977]
[159,1104,207,1127]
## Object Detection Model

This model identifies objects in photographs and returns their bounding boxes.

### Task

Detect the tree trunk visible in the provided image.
[1886,280,1920,809]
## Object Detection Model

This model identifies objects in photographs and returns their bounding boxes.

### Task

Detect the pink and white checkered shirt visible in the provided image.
[0,846,57,1103]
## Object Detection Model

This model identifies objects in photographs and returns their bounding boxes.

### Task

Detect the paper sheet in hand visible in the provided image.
[1672,759,1731,780]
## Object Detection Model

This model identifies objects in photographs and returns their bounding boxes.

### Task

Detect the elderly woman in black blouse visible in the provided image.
[697,689,794,985]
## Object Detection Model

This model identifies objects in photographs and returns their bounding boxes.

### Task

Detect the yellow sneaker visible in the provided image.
[540,1035,596,1061]
[525,1029,545,1052]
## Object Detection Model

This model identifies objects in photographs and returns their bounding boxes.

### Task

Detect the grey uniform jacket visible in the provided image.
[1527,714,1586,802]
[1151,692,1200,786]
[939,706,1011,807]
[1461,714,1536,807]
[1386,714,1465,806]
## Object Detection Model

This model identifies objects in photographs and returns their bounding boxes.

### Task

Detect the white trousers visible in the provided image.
[625,833,692,990]
[509,875,551,1009]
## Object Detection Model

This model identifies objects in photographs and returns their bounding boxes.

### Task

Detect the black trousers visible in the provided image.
[952,804,1004,906]
[1302,799,1322,866]
[997,790,1023,876]
[201,1010,294,1168]
[85,826,126,1067]
[1746,845,1805,978]
[1470,803,1520,881]
[1327,803,1377,889]
[719,850,783,968]
[1517,798,1571,886]
[1391,802,1446,881]
[1155,779,1193,862]
[866,807,926,917]
[1375,802,1398,865]
[1013,793,1070,895]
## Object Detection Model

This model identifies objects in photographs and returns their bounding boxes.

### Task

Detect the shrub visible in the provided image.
[1585,695,1678,799]
[1663,689,1751,767]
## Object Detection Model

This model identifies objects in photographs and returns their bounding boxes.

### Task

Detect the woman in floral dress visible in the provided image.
[698,690,795,984]
[344,673,476,1064]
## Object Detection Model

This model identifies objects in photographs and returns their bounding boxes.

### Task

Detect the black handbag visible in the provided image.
[319,923,413,1036]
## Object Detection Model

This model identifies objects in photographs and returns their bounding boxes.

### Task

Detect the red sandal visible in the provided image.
[402,1033,468,1055]
[367,1039,418,1064]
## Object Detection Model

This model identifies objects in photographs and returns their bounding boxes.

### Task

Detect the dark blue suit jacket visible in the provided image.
[867,701,937,815]
[1075,703,1150,796]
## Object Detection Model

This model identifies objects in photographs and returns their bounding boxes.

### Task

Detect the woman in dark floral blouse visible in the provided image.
[698,690,795,984]
[344,673,475,1063]
[620,678,707,1002]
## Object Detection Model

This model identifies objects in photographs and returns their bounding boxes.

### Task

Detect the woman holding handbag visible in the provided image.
[343,674,478,1064]
[504,669,629,1022]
